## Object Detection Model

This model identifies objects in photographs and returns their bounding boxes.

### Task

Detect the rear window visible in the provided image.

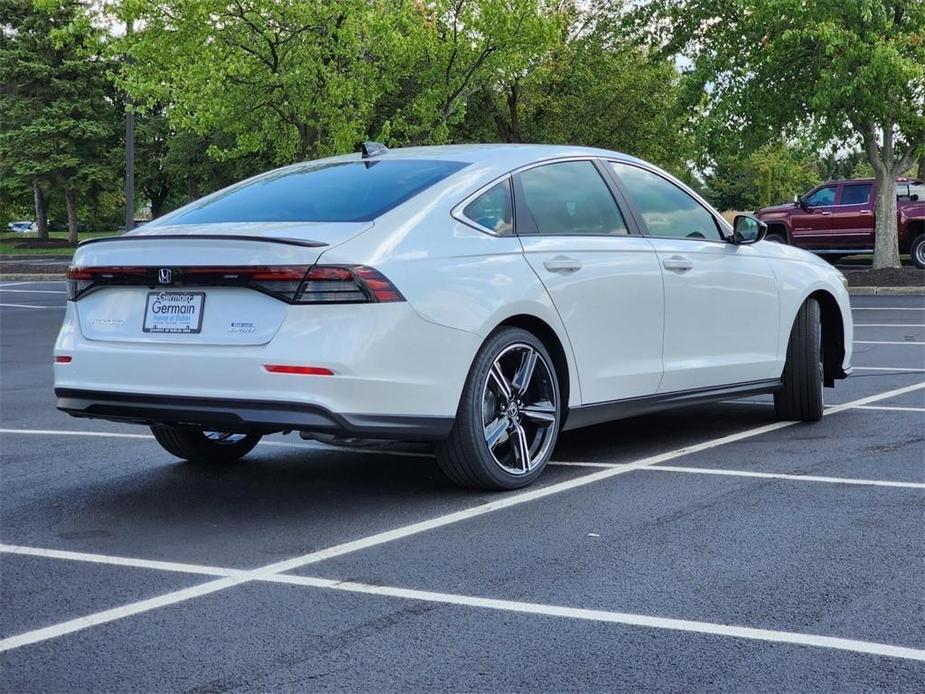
[169,160,467,224]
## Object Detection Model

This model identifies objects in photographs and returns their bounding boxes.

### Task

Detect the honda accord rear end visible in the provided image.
[54,151,484,445]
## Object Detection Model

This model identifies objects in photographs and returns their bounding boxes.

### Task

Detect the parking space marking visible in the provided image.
[851,307,925,311]
[855,405,925,413]
[3,543,923,663]
[0,544,243,578]
[0,281,57,288]
[262,574,925,663]
[0,428,153,439]
[852,366,925,372]
[0,303,63,309]
[854,340,925,345]
[0,381,921,653]
[0,288,67,294]
[855,324,925,328]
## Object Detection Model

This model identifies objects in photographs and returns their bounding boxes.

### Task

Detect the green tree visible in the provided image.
[707,142,820,211]
[0,0,117,241]
[639,0,925,268]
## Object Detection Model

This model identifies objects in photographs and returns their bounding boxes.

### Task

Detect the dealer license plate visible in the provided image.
[143,291,205,334]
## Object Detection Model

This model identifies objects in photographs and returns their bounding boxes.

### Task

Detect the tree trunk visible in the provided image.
[65,188,79,245]
[33,181,48,240]
[187,176,199,202]
[872,171,902,269]
[918,150,925,182]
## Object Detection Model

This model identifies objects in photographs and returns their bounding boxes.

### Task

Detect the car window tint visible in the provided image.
[609,162,721,241]
[169,160,467,224]
[805,186,836,207]
[463,179,513,234]
[515,161,627,236]
[841,183,872,205]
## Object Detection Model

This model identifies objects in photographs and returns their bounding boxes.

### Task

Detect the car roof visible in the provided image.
[317,143,647,169]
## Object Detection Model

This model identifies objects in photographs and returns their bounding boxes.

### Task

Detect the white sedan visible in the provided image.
[55,144,853,489]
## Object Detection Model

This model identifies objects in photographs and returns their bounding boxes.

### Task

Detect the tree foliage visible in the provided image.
[0,0,117,239]
[637,0,925,268]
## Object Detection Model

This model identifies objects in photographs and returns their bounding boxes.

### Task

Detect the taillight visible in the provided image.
[294,265,404,304]
[66,264,404,304]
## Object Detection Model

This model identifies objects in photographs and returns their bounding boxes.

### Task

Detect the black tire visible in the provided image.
[765,233,787,244]
[774,298,824,422]
[911,234,925,270]
[436,327,561,490]
[151,426,261,463]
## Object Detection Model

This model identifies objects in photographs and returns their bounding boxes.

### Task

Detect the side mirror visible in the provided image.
[793,194,800,204]
[731,214,767,245]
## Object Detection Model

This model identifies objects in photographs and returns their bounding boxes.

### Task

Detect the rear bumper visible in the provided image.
[56,388,454,440]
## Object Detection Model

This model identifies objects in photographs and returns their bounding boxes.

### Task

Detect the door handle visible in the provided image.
[820,211,832,216]
[662,255,693,272]
[860,209,871,214]
[543,256,582,273]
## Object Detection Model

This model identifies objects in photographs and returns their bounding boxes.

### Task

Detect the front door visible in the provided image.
[513,160,664,404]
[608,161,781,393]
[791,183,839,249]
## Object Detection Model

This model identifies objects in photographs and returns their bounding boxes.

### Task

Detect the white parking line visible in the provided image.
[852,366,925,372]
[4,543,922,662]
[855,324,925,328]
[263,574,925,663]
[0,288,67,294]
[855,405,925,413]
[0,303,63,309]
[852,307,925,311]
[854,340,925,345]
[0,381,921,653]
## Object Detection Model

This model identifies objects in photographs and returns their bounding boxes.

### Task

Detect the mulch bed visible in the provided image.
[843,267,925,287]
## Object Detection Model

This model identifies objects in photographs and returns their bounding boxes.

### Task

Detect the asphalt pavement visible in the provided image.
[1,282,923,692]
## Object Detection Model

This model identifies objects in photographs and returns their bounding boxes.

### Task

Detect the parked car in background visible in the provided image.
[7,220,36,233]
[755,178,925,268]
[56,144,853,490]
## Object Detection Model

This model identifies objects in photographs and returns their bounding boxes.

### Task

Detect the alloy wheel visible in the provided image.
[480,343,558,474]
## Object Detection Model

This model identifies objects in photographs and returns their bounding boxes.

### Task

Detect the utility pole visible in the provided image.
[124,17,135,232]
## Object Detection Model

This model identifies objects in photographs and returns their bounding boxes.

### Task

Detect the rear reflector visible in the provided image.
[263,365,334,376]
[55,355,72,364]
[66,264,404,304]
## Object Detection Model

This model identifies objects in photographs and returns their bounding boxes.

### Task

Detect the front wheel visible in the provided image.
[774,299,824,422]
[910,234,925,270]
[436,327,561,490]
[151,426,261,464]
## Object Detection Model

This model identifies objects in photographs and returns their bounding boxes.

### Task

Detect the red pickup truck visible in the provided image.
[755,178,925,268]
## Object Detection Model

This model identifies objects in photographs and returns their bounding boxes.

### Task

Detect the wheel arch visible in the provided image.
[807,289,847,386]
[495,314,572,416]
[765,221,790,243]
[904,219,924,254]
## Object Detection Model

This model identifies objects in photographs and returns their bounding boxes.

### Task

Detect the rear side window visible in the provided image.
[841,183,872,205]
[463,179,513,235]
[169,160,467,224]
[514,161,628,236]
[609,162,721,241]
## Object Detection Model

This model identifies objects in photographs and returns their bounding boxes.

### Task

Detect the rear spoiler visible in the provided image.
[78,234,328,249]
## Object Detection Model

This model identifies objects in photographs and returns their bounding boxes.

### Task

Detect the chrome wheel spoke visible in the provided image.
[489,362,512,401]
[521,402,556,424]
[512,348,538,395]
[512,422,531,471]
[484,415,511,451]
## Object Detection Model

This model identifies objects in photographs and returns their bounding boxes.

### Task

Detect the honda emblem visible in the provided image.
[158,268,173,284]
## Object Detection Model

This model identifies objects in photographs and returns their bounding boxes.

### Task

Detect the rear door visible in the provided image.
[607,161,780,393]
[831,181,875,249]
[512,159,664,404]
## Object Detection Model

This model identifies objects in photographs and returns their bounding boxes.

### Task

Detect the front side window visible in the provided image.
[609,162,721,241]
[804,185,836,207]
[167,160,468,224]
[463,179,513,235]
[841,183,872,205]
[514,161,627,236]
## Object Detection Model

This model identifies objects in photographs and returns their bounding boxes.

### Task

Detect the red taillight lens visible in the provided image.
[65,264,403,304]
[294,265,404,304]
[263,364,334,375]
[55,355,72,364]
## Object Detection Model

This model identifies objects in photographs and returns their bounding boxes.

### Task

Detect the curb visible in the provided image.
[0,274,65,281]
[848,286,925,296]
